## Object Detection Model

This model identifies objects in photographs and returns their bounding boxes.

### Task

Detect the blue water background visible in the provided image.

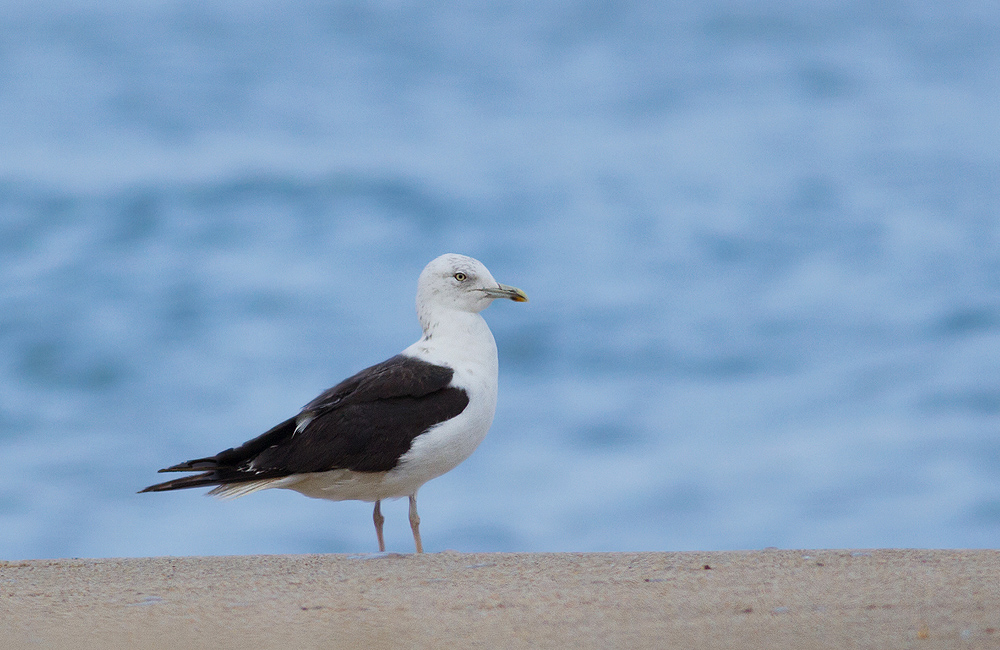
[2,0,999,559]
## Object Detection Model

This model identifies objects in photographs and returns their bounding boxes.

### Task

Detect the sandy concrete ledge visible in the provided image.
[1,549,998,649]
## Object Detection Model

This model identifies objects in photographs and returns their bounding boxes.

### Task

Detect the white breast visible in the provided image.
[390,309,499,491]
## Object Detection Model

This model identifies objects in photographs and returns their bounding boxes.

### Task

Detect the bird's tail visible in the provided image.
[139,460,284,497]
[140,445,288,496]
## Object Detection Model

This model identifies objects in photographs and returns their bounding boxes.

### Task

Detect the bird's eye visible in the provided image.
[454,272,467,282]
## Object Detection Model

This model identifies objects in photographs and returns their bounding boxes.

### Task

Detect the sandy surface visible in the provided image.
[1,549,998,649]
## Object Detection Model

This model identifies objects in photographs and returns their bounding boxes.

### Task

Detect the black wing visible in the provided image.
[140,355,469,492]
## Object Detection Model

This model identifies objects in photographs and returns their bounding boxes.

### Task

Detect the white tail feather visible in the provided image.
[207,478,283,500]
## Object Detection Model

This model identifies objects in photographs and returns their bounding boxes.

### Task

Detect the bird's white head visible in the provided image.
[416,254,527,329]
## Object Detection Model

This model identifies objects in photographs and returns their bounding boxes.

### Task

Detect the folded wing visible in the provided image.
[139,355,469,493]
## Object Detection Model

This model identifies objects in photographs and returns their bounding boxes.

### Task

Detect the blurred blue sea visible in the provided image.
[2,0,999,559]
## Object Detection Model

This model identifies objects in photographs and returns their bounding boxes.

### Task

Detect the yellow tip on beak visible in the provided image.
[484,284,529,303]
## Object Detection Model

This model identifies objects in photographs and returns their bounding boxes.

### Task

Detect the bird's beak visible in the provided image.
[482,283,529,303]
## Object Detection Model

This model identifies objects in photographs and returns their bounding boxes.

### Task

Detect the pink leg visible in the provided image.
[373,500,386,552]
[408,494,423,554]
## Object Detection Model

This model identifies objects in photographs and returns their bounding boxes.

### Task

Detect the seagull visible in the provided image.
[141,253,527,553]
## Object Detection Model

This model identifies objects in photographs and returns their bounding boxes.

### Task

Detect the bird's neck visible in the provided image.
[408,308,498,374]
